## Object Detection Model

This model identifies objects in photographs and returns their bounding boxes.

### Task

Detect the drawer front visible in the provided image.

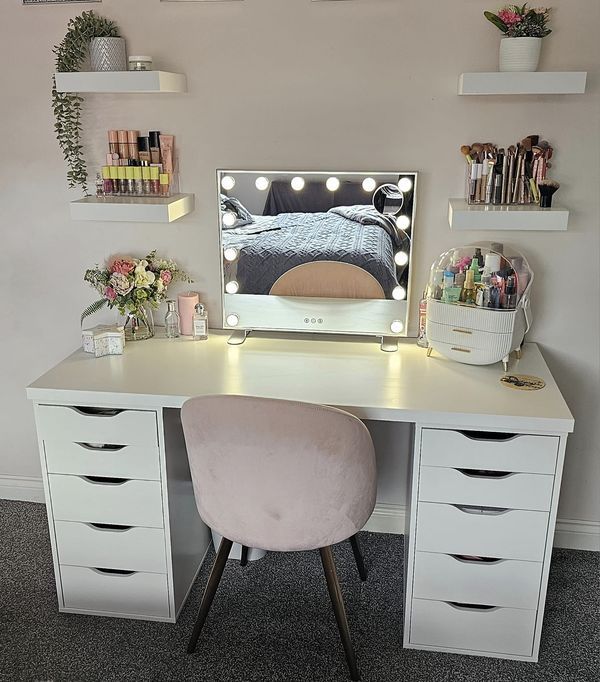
[410,598,536,657]
[427,320,512,351]
[427,299,517,334]
[36,405,158,447]
[428,339,513,366]
[60,564,169,619]
[49,474,164,528]
[419,466,554,511]
[413,551,543,609]
[44,440,161,481]
[416,502,549,561]
[421,429,559,475]
[55,520,167,574]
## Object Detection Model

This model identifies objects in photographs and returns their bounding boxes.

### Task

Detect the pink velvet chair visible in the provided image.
[181,395,377,681]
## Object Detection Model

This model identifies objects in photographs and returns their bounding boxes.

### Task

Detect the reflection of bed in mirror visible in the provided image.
[218,171,417,351]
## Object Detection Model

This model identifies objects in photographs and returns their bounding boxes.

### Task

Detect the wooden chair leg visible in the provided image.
[187,537,233,654]
[240,545,249,567]
[319,546,360,681]
[348,535,368,582]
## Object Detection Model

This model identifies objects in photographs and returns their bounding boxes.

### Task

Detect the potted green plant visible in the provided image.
[484,4,552,72]
[52,11,121,194]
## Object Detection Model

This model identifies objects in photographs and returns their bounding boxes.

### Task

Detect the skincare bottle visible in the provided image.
[503,275,517,309]
[193,304,208,341]
[454,269,465,288]
[432,270,444,300]
[164,300,180,339]
[469,257,481,283]
[138,137,151,166]
[461,270,476,304]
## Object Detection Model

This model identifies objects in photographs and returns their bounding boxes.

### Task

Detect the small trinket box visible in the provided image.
[82,325,125,357]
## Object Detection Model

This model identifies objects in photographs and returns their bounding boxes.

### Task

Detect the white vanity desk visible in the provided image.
[27,331,574,663]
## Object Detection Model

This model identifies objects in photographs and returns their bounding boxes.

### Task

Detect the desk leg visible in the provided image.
[380,337,398,353]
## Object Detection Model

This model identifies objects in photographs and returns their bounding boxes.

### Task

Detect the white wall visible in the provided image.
[1,1,598,536]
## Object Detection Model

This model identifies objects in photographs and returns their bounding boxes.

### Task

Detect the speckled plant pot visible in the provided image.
[90,37,127,72]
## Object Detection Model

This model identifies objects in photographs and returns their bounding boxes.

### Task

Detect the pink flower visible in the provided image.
[104,286,117,302]
[110,257,136,276]
[160,270,173,285]
[498,8,522,25]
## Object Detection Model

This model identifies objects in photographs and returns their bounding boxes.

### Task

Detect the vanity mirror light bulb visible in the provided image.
[223,247,239,262]
[362,177,377,192]
[390,320,404,334]
[394,251,409,266]
[326,177,340,192]
[396,215,411,230]
[221,175,236,191]
[291,176,305,191]
[398,177,413,193]
[225,281,239,294]
[255,176,270,191]
[392,286,407,301]
[222,211,236,228]
[226,313,240,327]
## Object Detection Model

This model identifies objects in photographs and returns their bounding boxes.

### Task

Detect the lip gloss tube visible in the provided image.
[102,166,113,195]
[133,166,143,196]
[142,166,151,195]
[117,166,127,195]
[159,173,170,197]
[109,165,119,195]
[125,166,135,195]
[150,166,160,195]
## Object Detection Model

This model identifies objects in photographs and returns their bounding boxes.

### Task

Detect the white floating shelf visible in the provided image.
[70,194,195,223]
[458,72,587,95]
[54,71,187,94]
[448,199,569,232]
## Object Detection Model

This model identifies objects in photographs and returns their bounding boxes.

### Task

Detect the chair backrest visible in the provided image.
[181,395,377,552]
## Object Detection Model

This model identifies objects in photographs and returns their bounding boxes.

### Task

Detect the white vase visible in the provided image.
[499,37,542,72]
[90,37,127,72]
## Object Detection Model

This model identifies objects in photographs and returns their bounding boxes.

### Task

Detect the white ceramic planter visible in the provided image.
[499,37,542,72]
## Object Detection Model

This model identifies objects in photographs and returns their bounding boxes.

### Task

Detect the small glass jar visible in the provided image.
[128,55,153,72]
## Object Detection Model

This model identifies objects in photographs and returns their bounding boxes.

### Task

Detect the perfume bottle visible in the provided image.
[192,303,208,341]
[164,300,180,339]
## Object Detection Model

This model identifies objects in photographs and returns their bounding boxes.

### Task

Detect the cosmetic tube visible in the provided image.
[149,131,161,164]
[159,134,174,177]
[127,130,139,161]
[117,166,127,195]
[125,166,135,195]
[159,173,170,197]
[109,165,119,195]
[102,166,113,195]
[141,166,151,195]
[133,166,143,196]
[117,130,129,160]
[150,166,160,195]
[138,137,151,165]
[108,130,119,155]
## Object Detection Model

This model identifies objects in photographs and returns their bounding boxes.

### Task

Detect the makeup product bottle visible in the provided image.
[117,166,127,195]
[164,300,180,339]
[127,130,139,162]
[475,248,484,268]
[432,270,444,300]
[461,270,477,304]
[469,257,481,283]
[95,172,104,198]
[142,166,151,196]
[150,166,160,195]
[138,136,151,165]
[454,269,465,288]
[159,134,174,181]
[108,130,119,155]
[109,165,119,195]
[192,304,208,341]
[503,274,517,309]
[417,293,428,348]
[489,278,501,308]
[117,130,129,160]
[102,166,113,196]
[159,173,170,197]
[149,131,161,164]
[133,166,143,196]
[125,166,135,195]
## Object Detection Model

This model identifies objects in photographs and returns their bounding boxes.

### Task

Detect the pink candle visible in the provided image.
[178,291,199,336]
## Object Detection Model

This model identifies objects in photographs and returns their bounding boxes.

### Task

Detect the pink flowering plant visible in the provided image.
[485,4,552,37]
[81,250,192,324]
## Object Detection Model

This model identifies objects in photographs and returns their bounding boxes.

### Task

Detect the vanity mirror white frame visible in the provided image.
[217,170,418,351]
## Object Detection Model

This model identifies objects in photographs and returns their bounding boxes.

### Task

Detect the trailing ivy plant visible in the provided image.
[52,11,120,195]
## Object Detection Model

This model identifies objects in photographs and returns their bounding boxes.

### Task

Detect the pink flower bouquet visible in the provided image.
[485,4,552,38]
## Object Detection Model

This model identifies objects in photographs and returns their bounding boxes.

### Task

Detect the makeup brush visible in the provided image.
[460,145,473,164]
[538,179,560,208]
[505,145,516,205]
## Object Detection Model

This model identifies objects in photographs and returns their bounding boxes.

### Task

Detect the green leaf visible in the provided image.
[81,299,108,326]
[484,11,509,33]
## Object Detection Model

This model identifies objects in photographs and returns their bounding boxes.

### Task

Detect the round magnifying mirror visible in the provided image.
[372,183,404,216]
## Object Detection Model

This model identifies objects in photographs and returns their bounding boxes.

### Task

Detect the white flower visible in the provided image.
[108,272,133,296]
[134,269,156,289]
[156,278,164,293]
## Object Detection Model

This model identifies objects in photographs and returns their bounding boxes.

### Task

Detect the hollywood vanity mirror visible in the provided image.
[218,171,418,351]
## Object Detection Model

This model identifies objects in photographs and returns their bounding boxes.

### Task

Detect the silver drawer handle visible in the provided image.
[450,554,504,565]
[452,328,473,335]
[81,475,129,486]
[451,346,471,353]
[457,468,514,480]
[453,504,510,516]
[87,522,133,533]
[92,567,136,577]
[447,602,499,612]
[77,443,126,452]
[70,406,124,418]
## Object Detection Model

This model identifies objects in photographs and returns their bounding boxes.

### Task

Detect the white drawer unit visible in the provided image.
[410,598,537,658]
[55,520,167,574]
[416,502,549,562]
[36,405,158,447]
[421,429,559,475]
[419,466,554,511]
[60,565,170,619]
[48,474,164,528]
[413,551,543,610]
[44,440,161,481]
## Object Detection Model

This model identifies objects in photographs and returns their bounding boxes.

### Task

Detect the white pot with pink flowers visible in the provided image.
[484,4,552,72]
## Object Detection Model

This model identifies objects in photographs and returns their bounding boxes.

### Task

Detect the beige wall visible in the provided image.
[1,1,598,528]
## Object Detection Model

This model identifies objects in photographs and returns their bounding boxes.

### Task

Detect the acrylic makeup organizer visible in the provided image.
[425,243,533,370]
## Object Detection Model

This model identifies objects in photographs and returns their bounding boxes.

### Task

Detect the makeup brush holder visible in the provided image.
[426,243,533,371]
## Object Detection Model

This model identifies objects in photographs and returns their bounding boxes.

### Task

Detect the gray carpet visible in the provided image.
[1,501,598,682]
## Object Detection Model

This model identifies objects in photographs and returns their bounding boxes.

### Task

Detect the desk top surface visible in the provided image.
[27,331,574,433]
